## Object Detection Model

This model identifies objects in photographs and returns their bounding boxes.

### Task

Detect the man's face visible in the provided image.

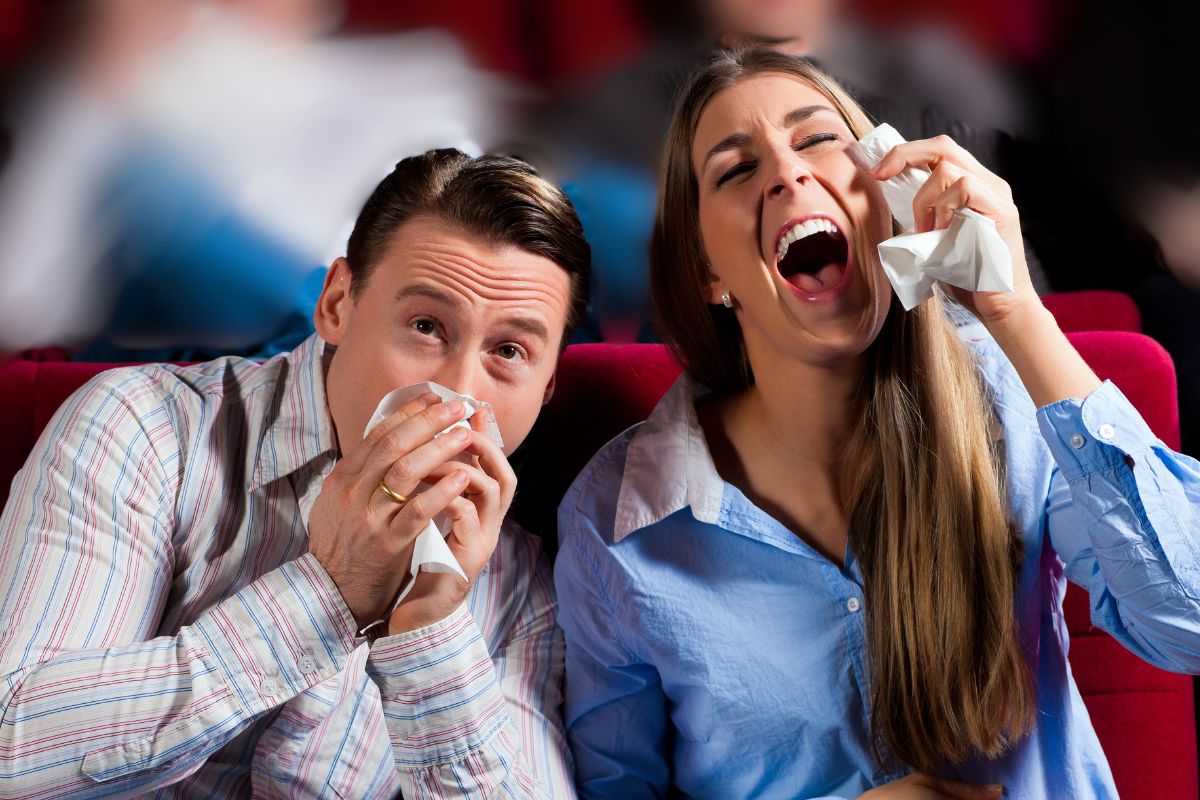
[315,215,571,457]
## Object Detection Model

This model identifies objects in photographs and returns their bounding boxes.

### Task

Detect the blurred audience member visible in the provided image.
[1027,0,1200,455]
[0,0,517,361]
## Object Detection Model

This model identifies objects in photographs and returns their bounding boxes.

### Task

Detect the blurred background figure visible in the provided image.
[1027,0,1200,456]
[0,0,518,361]
[537,0,1038,343]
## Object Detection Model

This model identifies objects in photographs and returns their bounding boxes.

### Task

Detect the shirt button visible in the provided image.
[846,597,862,613]
[263,752,279,771]
[1068,434,1086,449]
[1098,423,1116,441]
[298,656,317,673]
[261,677,281,697]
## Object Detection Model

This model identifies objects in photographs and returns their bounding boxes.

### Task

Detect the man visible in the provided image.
[0,149,588,797]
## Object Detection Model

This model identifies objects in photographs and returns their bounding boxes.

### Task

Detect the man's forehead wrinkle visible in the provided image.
[400,245,568,305]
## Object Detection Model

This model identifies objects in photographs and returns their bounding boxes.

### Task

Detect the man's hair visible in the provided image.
[345,148,591,346]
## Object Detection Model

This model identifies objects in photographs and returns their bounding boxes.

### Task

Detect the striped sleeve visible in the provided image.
[0,372,362,798]
[365,540,573,799]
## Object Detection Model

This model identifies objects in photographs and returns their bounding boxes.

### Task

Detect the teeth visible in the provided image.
[776,218,841,260]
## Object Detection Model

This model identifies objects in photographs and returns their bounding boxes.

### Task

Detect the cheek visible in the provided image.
[491,387,546,455]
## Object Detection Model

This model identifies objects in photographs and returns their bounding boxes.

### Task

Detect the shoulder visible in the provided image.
[558,422,643,549]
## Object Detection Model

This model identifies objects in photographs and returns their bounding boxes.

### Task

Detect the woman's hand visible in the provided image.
[871,134,1040,329]
[859,773,1004,800]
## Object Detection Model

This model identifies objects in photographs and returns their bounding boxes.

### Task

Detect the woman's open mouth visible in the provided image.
[774,216,852,299]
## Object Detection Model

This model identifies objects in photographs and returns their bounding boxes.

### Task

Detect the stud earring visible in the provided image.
[721,291,734,309]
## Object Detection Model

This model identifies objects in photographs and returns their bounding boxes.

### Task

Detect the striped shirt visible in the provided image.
[0,334,574,798]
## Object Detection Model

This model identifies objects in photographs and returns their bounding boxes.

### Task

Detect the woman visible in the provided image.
[554,48,1200,799]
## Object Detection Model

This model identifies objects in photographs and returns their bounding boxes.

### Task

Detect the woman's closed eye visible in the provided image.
[715,161,756,188]
[712,133,842,189]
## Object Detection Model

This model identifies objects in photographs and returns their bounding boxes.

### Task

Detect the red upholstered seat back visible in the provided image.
[1042,290,1142,334]
[0,333,1195,798]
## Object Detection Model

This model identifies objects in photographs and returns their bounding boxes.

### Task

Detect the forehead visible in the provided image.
[371,215,571,315]
[693,74,839,158]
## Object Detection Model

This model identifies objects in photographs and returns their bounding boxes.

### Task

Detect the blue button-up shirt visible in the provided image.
[555,333,1200,799]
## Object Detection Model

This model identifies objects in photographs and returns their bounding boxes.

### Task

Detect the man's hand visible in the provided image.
[307,393,475,630]
[859,774,1004,800]
[387,407,516,634]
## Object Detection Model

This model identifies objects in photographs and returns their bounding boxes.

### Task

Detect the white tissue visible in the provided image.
[858,123,1013,310]
[363,382,504,618]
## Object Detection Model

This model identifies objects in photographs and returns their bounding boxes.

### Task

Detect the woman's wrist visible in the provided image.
[981,294,1102,408]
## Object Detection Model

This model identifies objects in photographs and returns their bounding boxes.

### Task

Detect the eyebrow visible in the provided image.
[701,104,838,168]
[395,284,464,307]
[396,284,550,342]
[499,316,550,342]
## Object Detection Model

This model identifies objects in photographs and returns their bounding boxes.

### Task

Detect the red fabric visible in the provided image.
[540,0,647,79]
[0,335,1195,798]
[340,0,534,76]
[1043,290,1142,334]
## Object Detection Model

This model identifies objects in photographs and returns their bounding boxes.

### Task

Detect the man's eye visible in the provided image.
[715,162,755,188]
[496,344,524,361]
[413,319,438,336]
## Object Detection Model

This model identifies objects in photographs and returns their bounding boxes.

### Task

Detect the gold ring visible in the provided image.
[378,480,408,505]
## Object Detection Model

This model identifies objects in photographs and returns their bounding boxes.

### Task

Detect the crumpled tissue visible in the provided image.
[858,123,1013,310]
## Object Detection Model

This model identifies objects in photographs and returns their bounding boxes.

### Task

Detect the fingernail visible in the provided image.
[452,470,469,485]
[985,785,1004,796]
[448,427,470,443]
[443,400,465,418]
[418,392,438,407]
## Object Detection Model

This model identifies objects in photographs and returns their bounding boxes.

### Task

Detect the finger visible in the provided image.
[462,424,516,510]
[377,425,473,503]
[441,495,493,578]
[390,469,470,539]
[871,134,981,182]
[341,392,439,471]
[927,777,1003,800]
[424,456,502,529]
[363,392,440,445]
[932,177,972,231]
[911,160,963,233]
[360,399,469,488]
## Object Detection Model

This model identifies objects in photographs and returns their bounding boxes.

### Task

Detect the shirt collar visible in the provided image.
[613,374,725,542]
[249,333,338,492]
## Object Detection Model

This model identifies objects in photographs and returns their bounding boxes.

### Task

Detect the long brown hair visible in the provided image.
[650,48,1034,773]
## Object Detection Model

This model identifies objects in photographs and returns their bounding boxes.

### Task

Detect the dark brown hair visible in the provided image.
[346,148,590,346]
[652,48,1034,773]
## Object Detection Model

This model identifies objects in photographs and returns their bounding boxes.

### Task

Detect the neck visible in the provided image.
[742,354,861,472]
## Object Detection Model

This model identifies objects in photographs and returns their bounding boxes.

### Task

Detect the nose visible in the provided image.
[765,148,813,202]
[432,353,488,402]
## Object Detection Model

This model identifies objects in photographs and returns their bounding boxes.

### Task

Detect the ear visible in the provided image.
[541,370,557,406]
[706,268,729,306]
[313,257,355,345]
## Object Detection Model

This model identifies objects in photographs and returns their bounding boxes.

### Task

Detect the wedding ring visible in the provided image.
[377,480,409,505]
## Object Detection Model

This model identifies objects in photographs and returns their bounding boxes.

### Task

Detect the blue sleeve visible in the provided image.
[1041,380,1200,673]
[555,498,671,799]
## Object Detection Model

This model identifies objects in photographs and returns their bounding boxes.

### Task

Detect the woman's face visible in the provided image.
[692,73,892,369]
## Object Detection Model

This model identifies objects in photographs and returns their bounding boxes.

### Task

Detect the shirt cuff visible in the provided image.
[191,552,365,715]
[1036,380,1159,481]
[366,603,507,767]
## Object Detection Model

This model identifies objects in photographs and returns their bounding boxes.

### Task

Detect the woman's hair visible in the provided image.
[346,148,591,347]
[651,48,1034,773]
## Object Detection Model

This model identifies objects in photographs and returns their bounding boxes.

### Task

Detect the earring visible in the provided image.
[721,291,734,309]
